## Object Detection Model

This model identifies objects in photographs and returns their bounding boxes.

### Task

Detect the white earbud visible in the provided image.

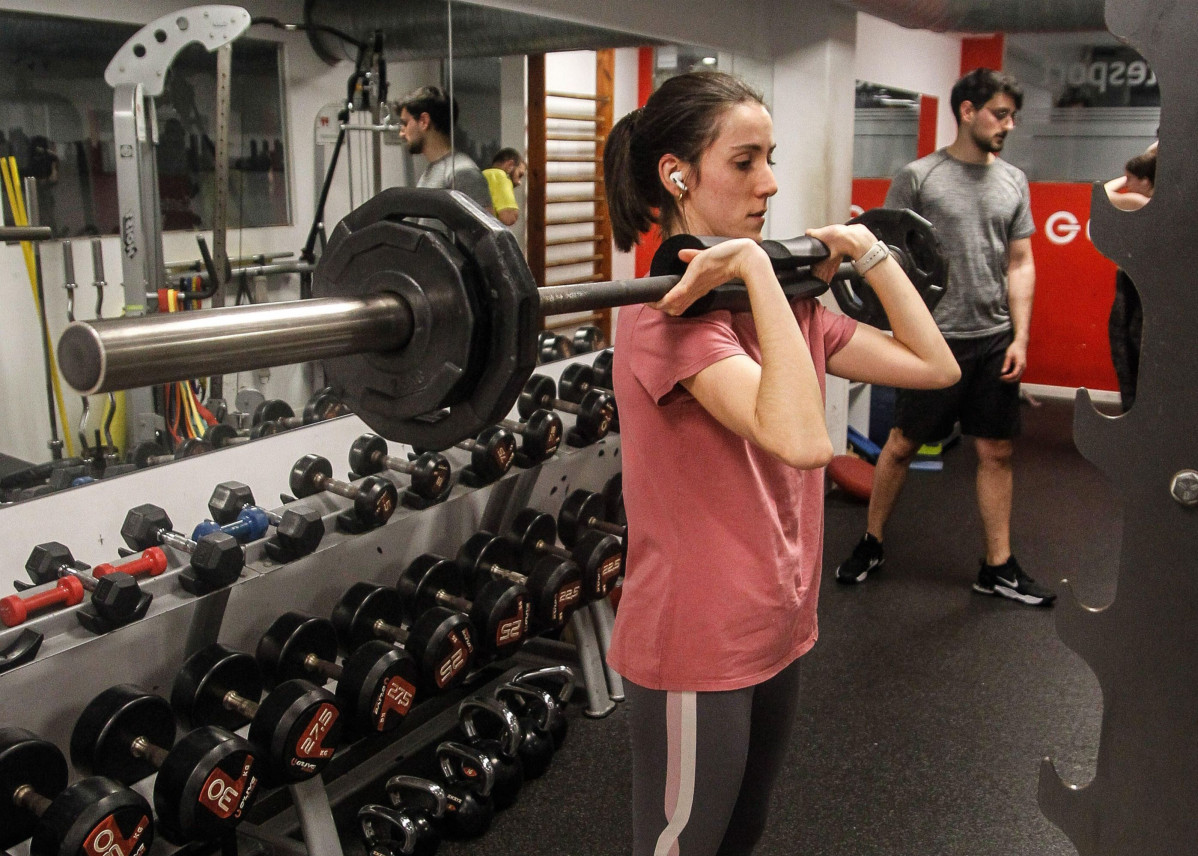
[669,171,688,193]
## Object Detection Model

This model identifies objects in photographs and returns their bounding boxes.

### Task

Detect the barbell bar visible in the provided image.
[56,189,945,450]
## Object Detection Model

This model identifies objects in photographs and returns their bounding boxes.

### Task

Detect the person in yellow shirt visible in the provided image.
[483,148,526,226]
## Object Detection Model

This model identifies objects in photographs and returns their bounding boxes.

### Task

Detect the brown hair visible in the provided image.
[1125,148,1156,184]
[603,71,765,252]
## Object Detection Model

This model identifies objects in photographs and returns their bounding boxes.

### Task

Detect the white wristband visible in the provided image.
[851,240,890,276]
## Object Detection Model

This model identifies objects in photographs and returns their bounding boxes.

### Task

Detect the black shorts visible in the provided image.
[894,329,1020,444]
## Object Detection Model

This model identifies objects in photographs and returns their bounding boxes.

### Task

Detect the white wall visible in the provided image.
[855,13,963,148]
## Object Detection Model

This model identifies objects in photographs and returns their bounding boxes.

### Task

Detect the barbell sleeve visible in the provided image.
[58,294,412,395]
[0,225,53,242]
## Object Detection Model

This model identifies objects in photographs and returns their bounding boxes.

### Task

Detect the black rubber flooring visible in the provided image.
[417,396,1119,856]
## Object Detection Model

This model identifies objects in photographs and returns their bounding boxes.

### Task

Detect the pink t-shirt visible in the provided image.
[607,299,857,692]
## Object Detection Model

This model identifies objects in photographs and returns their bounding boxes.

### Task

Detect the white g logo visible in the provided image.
[1046,211,1082,245]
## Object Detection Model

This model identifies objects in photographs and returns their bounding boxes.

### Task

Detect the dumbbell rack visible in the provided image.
[0,354,621,855]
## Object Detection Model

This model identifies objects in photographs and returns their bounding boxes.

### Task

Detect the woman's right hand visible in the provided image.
[649,238,772,316]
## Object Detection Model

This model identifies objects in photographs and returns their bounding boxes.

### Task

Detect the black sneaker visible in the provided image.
[972,556,1056,606]
[836,534,884,584]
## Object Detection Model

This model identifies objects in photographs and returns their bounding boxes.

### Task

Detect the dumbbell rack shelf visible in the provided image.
[0,354,621,855]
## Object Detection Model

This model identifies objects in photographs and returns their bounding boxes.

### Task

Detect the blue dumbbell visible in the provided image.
[192,506,272,544]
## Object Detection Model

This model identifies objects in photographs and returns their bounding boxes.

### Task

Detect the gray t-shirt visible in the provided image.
[417,151,493,212]
[885,149,1035,339]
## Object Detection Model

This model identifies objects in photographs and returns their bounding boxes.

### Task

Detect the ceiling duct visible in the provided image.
[834,0,1108,33]
[303,0,657,64]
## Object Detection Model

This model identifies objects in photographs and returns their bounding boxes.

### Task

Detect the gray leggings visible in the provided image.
[626,658,802,856]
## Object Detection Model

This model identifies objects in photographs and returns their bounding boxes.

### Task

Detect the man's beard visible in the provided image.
[975,129,1005,153]
[407,138,424,155]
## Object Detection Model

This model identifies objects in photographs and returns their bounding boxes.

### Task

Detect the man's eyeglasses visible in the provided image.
[984,106,1018,125]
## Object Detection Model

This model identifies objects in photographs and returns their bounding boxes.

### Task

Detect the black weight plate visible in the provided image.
[338,641,419,734]
[172,644,263,732]
[204,423,239,447]
[257,613,340,686]
[349,433,389,476]
[154,726,260,844]
[471,580,528,659]
[557,490,607,548]
[592,348,614,389]
[333,583,404,651]
[0,727,67,849]
[398,554,466,616]
[254,399,294,425]
[557,363,594,404]
[32,776,153,856]
[526,555,583,630]
[407,608,476,692]
[71,685,176,784]
[131,441,167,469]
[314,188,539,450]
[830,207,947,330]
[573,530,624,601]
[249,679,342,784]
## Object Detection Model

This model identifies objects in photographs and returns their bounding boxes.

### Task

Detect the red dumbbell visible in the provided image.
[0,577,85,627]
[93,548,169,579]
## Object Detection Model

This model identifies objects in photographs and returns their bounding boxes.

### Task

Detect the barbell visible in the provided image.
[56,189,945,450]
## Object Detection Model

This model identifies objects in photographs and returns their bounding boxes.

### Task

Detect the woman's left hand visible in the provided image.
[805,223,876,283]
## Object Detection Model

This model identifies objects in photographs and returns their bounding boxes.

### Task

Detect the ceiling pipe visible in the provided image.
[832,0,1108,33]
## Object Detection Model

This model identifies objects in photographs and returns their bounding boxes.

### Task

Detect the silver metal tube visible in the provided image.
[0,225,52,242]
[58,294,412,395]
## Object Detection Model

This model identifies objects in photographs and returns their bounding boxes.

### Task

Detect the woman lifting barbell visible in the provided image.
[604,70,959,856]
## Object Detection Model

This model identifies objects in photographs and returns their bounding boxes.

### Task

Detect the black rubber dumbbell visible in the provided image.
[571,324,606,354]
[457,532,582,632]
[172,643,343,784]
[0,726,154,856]
[348,434,453,509]
[592,347,614,389]
[559,363,620,432]
[70,685,263,844]
[204,421,280,447]
[558,489,628,548]
[536,330,573,364]
[130,437,212,469]
[497,408,564,467]
[493,683,556,780]
[333,583,476,694]
[358,801,441,856]
[456,696,524,809]
[417,425,515,487]
[508,508,624,603]
[121,504,243,595]
[290,454,397,532]
[517,374,615,446]
[255,388,349,430]
[206,481,324,561]
[18,541,151,633]
[257,612,420,736]
[397,555,529,663]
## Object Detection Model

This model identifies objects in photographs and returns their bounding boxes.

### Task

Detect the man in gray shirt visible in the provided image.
[837,68,1055,607]
[397,85,494,216]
